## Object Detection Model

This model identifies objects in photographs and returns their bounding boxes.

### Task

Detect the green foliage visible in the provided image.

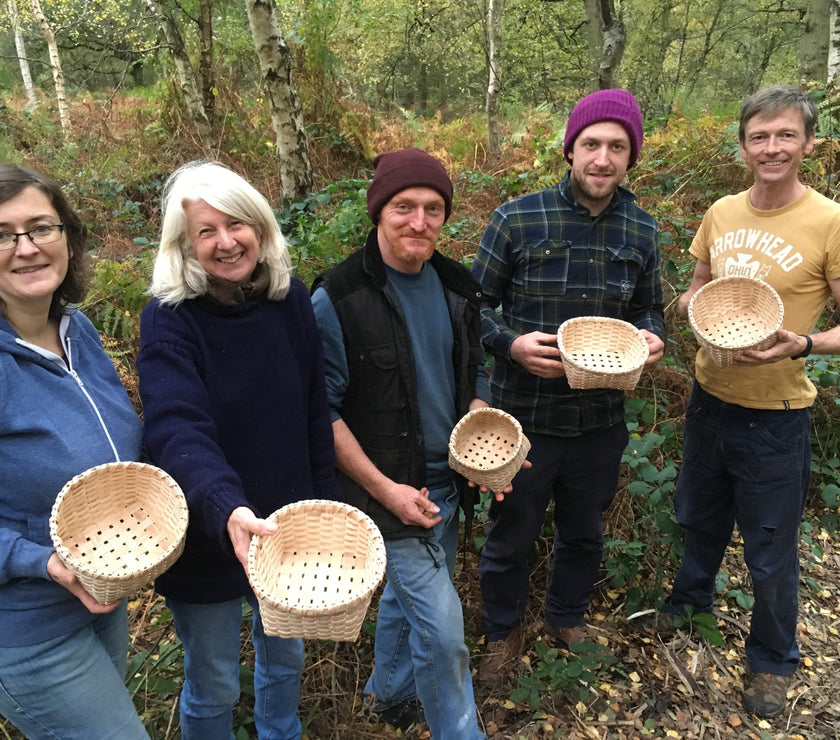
[604,409,682,615]
[510,639,620,710]
[277,177,370,286]
[79,253,153,344]
[661,606,725,646]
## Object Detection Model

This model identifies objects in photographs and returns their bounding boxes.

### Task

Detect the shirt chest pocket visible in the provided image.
[346,343,403,411]
[517,240,572,296]
[604,243,645,300]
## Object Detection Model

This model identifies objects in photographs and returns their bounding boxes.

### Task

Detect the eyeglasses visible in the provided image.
[0,224,66,251]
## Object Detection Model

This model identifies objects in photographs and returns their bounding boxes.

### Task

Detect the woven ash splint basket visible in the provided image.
[556,316,649,391]
[688,276,784,367]
[49,461,188,604]
[248,500,386,641]
[448,407,531,492]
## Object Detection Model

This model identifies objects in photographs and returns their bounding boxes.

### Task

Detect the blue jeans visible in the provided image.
[0,604,148,739]
[365,481,485,740]
[664,383,810,675]
[167,593,304,740]
[480,424,628,639]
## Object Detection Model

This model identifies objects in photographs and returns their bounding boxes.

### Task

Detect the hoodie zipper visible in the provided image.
[65,334,122,462]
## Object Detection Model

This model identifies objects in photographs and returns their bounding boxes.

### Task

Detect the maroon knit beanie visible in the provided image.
[366,148,453,224]
[563,89,644,169]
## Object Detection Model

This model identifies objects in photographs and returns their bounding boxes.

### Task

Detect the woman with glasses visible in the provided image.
[136,161,340,739]
[0,164,148,738]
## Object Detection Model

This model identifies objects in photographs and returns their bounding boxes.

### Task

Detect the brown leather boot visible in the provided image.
[477,625,524,687]
[542,621,590,650]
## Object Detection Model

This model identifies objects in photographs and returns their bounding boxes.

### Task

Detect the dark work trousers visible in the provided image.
[665,382,810,675]
[479,422,628,641]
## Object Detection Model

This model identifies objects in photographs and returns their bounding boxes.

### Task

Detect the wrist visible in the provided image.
[790,334,812,360]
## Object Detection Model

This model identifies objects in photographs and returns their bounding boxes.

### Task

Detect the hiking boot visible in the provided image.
[374,697,425,730]
[477,625,524,686]
[543,621,590,650]
[742,672,789,718]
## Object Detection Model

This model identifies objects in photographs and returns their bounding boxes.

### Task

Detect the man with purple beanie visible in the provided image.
[311,148,488,737]
[472,89,666,684]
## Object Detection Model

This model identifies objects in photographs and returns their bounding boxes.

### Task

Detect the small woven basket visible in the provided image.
[688,276,784,367]
[248,500,386,641]
[556,316,649,390]
[448,407,531,492]
[49,461,188,604]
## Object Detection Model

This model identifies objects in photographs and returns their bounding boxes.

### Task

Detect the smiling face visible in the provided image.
[740,107,815,191]
[0,186,70,318]
[376,186,446,273]
[568,121,632,216]
[184,198,261,285]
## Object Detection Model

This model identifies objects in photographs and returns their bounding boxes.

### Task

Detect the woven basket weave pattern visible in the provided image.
[556,316,649,390]
[688,277,784,367]
[448,408,531,492]
[49,462,188,604]
[248,500,386,641]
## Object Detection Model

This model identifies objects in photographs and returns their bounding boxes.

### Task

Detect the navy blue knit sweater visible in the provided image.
[137,279,341,603]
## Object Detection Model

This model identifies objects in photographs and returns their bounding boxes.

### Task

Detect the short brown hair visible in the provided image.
[738,85,817,143]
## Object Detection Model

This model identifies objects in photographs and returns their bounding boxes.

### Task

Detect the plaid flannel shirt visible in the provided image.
[472,172,665,437]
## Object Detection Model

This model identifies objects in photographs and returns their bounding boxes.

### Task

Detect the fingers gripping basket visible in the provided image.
[49,461,188,604]
[448,407,531,492]
[688,276,784,367]
[557,316,649,390]
[248,500,386,641]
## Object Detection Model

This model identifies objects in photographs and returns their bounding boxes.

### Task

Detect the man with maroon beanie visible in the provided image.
[311,148,488,737]
[472,89,666,684]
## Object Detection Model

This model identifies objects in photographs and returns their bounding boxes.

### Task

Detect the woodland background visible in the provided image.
[2,1,840,738]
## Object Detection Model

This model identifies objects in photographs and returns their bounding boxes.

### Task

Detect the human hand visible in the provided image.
[47,552,121,614]
[735,329,807,366]
[467,458,533,502]
[641,330,665,369]
[227,506,278,569]
[510,332,565,378]
[380,484,441,528]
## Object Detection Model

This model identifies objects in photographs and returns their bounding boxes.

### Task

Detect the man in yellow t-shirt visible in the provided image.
[660,85,840,719]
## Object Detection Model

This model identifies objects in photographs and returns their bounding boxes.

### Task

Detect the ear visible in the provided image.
[804,132,816,157]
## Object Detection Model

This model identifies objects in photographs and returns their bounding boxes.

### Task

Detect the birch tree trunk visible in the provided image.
[8,0,37,103]
[486,0,504,161]
[198,0,215,122]
[29,0,70,136]
[143,0,217,152]
[799,0,830,82]
[583,0,626,90]
[244,0,313,201]
[829,0,840,80]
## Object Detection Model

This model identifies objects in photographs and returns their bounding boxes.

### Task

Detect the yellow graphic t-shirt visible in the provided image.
[689,187,840,409]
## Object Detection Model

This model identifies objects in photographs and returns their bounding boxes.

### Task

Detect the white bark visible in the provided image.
[486,0,504,160]
[583,0,626,90]
[244,0,313,201]
[8,0,37,103]
[29,0,70,135]
[829,0,840,80]
[143,0,217,152]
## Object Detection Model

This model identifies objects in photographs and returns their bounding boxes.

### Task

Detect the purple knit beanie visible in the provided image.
[366,148,453,224]
[563,89,644,168]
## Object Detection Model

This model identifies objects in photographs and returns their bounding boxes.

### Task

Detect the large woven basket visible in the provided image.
[248,500,386,641]
[688,276,784,367]
[448,407,531,492]
[556,316,649,390]
[49,461,188,604]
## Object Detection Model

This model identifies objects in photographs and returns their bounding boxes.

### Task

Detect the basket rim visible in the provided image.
[447,407,527,468]
[556,316,649,376]
[247,499,387,615]
[49,461,189,581]
[688,276,784,350]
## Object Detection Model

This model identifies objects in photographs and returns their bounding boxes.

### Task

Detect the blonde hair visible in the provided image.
[150,161,292,305]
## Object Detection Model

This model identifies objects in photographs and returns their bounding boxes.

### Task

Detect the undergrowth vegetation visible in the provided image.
[2,84,840,737]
